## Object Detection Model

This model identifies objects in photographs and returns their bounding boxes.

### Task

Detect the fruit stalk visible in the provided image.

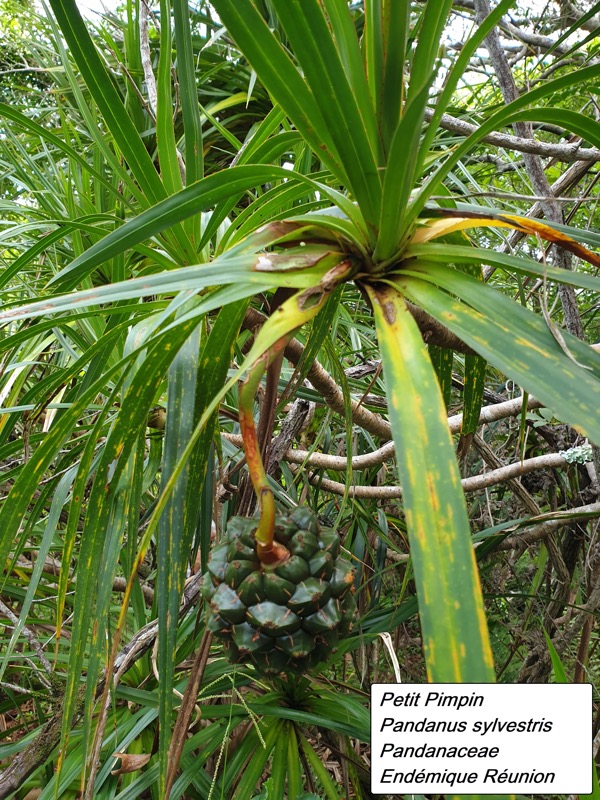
[238,334,292,565]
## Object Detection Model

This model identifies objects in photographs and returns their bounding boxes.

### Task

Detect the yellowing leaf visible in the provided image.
[416,209,600,268]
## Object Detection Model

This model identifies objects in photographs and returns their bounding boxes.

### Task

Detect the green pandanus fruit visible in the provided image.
[202,316,357,675]
[201,510,356,674]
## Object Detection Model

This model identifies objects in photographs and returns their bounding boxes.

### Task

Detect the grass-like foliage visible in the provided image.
[0,0,599,797]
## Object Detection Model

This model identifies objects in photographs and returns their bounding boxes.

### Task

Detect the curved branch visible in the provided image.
[243,307,482,442]
[425,107,600,163]
[448,394,543,430]
[222,395,545,473]
[284,336,392,440]
[498,19,574,57]
[498,502,600,550]
[462,452,566,492]
[236,302,394,440]
[388,501,600,561]
[288,451,574,499]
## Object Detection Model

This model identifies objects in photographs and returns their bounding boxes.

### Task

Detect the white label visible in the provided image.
[371,683,592,795]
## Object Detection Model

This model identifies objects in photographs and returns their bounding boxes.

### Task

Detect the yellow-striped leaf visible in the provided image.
[366,282,494,682]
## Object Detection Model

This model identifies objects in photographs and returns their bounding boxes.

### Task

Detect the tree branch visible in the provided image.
[289,450,577,500]
[471,433,541,516]
[242,304,478,443]
[0,599,53,684]
[425,107,600,163]
[497,503,600,550]
[222,394,545,473]
[139,0,158,120]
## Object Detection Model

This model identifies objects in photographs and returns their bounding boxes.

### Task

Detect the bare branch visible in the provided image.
[498,18,574,56]
[472,433,541,517]
[267,398,313,475]
[243,308,393,440]
[557,0,600,33]
[222,394,545,473]
[462,451,567,492]
[15,557,155,605]
[139,0,158,119]
[426,107,600,163]
[387,504,600,562]
[0,681,37,696]
[496,503,600,550]
[291,450,575,500]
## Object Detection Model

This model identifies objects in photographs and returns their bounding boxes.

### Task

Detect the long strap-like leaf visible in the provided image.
[366,282,494,682]
[48,0,165,205]
[156,300,248,794]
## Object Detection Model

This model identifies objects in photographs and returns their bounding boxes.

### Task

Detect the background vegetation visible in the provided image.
[0,0,599,797]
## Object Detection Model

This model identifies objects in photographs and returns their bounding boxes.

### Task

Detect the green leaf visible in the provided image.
[0,103,130,205]
[46,165,357,291]
[173,0,204,186]
[373,0,470,257]
[267,721,289,800]
[374,78,435,260]
[406,242,600,293]
[366,282,494,682]
[0,322,136,578]
[364,0,410,154]
[47,0,165,205]
[228,721,283,799]
[406,1,453,105]
[429,344,453,408]
[376,0,514,254]
[156,299,248,794]
[417,0,515,169]
[298,733,345,800]
[510,108,600,150]
[543,629,570,684]
[462,353,486,437]
[0,247,342,326]
[0,469,75,680]
[395,265,600,443]
[209,1,347,184]
[286,724,302,800]
[157,0,184,197]
[58,316,202,773]
[156,311,202,793]
[318,0,381,158]
[268,0,382,218]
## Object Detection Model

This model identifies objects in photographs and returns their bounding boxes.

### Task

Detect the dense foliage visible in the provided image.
[0,1,599,797]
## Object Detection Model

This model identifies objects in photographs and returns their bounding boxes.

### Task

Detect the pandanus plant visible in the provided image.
[1,0,600,795]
